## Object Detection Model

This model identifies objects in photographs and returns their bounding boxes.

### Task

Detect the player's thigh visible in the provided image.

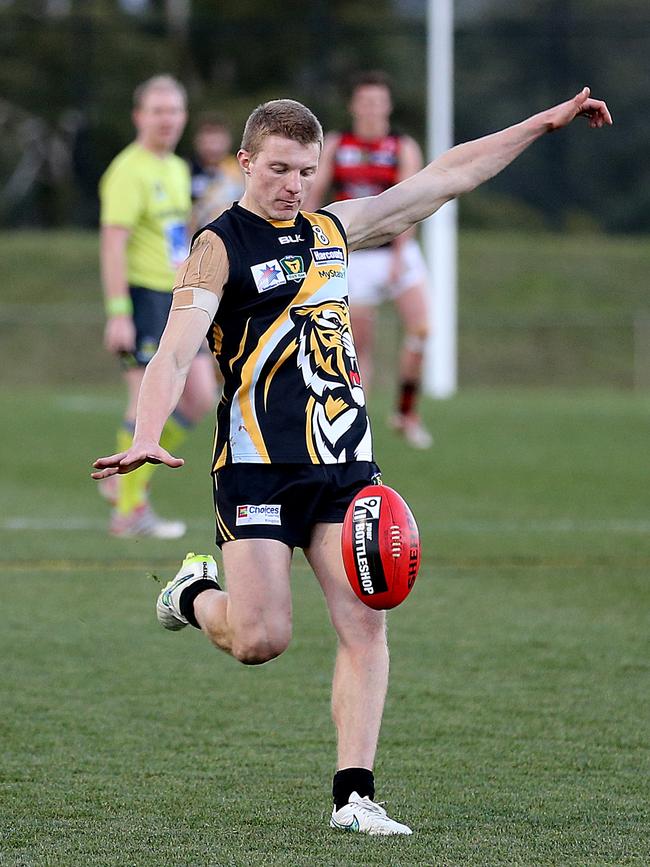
[349,303,376,353]
[179,345,218,419]
[393,280,429,335]
[392,242,430,331]
[123,366,145,417]
[347,249,389,307]
[305,522,386,645]
[221,537,293,638]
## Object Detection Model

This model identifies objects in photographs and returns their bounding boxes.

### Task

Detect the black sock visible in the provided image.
[398,380,418,416]
[332,767,375,810]
[179,579,220,629]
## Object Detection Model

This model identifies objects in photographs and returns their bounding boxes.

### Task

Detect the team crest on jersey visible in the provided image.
[250,260,287,293]
[280,255,306,282]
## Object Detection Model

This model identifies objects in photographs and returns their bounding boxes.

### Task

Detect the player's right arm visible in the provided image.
[92,232,228,478]
[303,132,341,211]
[100,224,135,353]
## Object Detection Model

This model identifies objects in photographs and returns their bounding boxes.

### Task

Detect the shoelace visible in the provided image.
[354,797,388,818]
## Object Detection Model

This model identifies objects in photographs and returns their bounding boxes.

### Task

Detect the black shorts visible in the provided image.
[120,285,211,369]
[212,461,381,549]
[121,285,172,368]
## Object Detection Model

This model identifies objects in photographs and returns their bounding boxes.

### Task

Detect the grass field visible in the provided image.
[1,383,649,866]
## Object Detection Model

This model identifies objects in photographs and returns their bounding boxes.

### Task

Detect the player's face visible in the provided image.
[239,135,320,221]
[195,127,231,166]
[349,84,393,126]
[134,87,187,154]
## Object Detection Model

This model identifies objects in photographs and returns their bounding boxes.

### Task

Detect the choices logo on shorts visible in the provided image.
[236,504,282,526]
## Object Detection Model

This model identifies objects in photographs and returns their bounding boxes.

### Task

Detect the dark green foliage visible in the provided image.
[1,1,649,229]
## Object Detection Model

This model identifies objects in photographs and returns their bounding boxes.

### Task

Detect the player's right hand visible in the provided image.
[104,314,136,354]
[91,444,184,479]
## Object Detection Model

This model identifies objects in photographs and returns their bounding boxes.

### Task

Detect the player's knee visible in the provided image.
[404,322,429,350]
[232,623,291,665]
[195,389,218,419]
[188,381,218,419]
[337,607,387,651]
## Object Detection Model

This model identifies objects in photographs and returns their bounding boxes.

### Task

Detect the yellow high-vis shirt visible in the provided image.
[99,142,191,292]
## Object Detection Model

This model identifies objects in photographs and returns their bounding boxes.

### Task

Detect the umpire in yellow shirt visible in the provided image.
[99,75,217,538]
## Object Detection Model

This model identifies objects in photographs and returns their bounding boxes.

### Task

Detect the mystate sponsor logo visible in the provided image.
[318,267,345,280]
[236,504,282,526]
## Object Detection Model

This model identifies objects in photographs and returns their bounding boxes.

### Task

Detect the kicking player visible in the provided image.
[93,88,611,833]
[306,71,433,448]
[99,75,217,538]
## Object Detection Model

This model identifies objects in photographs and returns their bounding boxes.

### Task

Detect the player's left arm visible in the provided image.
[397,135,424,181]
[326,87,612,251]
[392,135,424,249]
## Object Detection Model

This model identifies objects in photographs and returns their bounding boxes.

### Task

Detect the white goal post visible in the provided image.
[423,0,458,398]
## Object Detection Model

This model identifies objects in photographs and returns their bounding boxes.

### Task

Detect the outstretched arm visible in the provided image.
[326,87,612,250]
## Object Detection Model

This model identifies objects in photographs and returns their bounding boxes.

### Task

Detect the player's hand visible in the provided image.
[104,314,136,354]
[91,443,184,479]
[547,87,613,131]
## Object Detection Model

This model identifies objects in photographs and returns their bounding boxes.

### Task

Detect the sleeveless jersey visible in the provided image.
[331,131,401,201]
[202,204,372,470]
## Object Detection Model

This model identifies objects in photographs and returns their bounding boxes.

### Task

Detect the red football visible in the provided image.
[341,485,421,610]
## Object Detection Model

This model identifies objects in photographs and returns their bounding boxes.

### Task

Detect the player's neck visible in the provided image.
[353,119,390,141]
[136,137,174,159]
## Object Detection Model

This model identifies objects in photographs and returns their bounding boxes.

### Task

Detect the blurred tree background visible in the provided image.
[1,0,648,232]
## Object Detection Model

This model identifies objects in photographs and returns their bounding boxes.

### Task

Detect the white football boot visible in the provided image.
[156,552,220,631]
[330,792,413,836]
[388,413,433,450]
[110,503,186,540]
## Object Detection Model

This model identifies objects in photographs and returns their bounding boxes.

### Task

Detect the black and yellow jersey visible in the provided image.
[202,203,372,470]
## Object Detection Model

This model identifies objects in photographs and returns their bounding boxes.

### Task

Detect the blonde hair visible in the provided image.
[241,99,323,156]
[133,75,187,109]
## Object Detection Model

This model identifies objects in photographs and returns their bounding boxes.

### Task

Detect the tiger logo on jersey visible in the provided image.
[290,301,370,462]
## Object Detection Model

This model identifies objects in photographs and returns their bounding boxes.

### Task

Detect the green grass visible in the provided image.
[1,384,649,865]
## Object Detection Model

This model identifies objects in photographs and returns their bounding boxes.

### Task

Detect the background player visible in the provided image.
[93,88,611,833]
[189,112,245,235]
[99,75,217,538]
[306,71,432,448]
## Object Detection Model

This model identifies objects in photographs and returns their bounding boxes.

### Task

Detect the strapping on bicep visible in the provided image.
[171,287,220,319]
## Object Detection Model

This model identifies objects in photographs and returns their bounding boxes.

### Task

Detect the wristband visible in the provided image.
[105,295,133,317]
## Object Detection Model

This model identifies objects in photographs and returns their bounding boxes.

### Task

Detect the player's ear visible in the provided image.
[237,149,252,175]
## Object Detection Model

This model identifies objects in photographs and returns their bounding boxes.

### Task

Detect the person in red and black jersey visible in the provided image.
[307,71,433,448]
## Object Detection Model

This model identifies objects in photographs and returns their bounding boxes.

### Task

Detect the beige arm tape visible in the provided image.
[171,287,220,319]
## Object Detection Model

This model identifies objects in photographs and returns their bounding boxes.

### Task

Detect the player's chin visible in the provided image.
[273,200,301,219]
